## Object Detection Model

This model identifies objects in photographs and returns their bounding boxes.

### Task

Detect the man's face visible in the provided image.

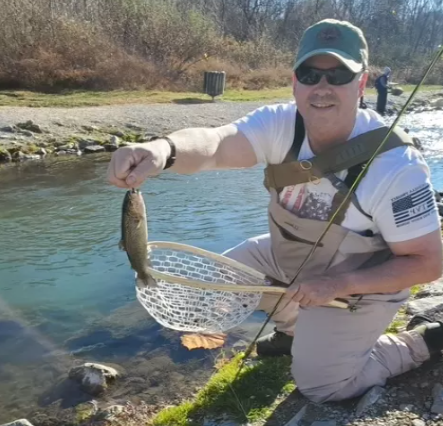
[293,54,368,132]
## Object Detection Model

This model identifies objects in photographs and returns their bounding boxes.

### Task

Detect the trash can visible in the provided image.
[203,71,226,101]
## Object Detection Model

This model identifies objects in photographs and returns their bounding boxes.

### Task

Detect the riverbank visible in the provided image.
[1,88,443,426]
[0,87,442,164]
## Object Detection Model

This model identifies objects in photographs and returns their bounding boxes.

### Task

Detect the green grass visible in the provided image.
[0,85,440,108]
[151,352,294,426]
[150,284,425,426]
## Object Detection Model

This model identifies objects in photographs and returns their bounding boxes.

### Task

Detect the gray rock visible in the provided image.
[78,138,98,149]
[0,420,34,426]
[69,362,120,396]
[283,404,307,426]
[356,385,385,416]
[391,87,404,96]
[16,120,43,133]
[0,150,12,163]
[83,145,105,154]
[400,403,414,411]
[415,280,443,299]
[36,148,47,156]
[109,135,120,146]
[412,420,426,426]
[82,125,99,132]
[126,123,143,131]
[97,404,125,420]
[311,422,336,426]
[109,130,125,138]
[57,142,78,151]
[0,125,16,132]
[104,135,120,152]
[406,296,443,316]
[432,383,443,414]
[18,130,34,137]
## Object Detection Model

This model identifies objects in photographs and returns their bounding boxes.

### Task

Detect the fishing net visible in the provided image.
[135,241,267,333]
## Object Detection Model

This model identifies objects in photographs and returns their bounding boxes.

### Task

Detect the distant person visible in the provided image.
[374,66,391,115]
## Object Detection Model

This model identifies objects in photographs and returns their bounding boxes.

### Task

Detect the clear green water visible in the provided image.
[0,111,442,423]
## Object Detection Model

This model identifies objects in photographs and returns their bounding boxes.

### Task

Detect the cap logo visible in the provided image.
[317,27,341,42]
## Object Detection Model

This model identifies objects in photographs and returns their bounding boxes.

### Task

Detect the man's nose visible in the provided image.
[313,75,333,95]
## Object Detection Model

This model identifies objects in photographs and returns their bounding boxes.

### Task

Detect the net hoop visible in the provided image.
[135,241,348,333]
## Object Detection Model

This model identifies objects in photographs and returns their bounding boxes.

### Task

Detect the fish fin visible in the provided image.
[118,239,126,251]
[136,272,158,289]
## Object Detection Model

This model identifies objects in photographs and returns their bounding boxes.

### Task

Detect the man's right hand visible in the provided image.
[107,139,171,189]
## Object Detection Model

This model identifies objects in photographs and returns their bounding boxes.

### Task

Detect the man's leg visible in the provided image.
[290,293,431,403]
[222,234,299,354]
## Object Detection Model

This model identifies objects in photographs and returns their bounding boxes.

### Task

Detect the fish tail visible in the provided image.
[136,271,158,289]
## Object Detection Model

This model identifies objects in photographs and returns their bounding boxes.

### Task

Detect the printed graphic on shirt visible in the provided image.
[391,183,436,228]
[280,185,333,221]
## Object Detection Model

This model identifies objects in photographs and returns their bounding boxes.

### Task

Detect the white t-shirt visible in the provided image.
[233,101,440,243]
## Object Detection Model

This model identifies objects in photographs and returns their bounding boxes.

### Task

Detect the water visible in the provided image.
[0,111,442,423]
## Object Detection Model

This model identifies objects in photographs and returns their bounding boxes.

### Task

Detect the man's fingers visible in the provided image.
[124,156,158,188]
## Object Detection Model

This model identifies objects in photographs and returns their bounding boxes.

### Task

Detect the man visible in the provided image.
[107,19,443,404]
[375,66,391,115]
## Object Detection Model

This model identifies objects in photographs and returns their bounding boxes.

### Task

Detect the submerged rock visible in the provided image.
[0,150,12,163]
[0,420,34,426]
[69,362,121,396]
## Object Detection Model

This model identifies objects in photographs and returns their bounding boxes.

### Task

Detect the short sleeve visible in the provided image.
[232,103,296,165]
[371,164,441,243]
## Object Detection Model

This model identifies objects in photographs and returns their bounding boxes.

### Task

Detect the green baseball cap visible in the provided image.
[294,19,368,73]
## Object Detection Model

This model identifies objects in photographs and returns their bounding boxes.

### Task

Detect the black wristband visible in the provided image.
[148,135,176,170]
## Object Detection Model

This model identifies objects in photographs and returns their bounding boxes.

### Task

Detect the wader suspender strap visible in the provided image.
[264,111,415,224]
[264,122,414,191]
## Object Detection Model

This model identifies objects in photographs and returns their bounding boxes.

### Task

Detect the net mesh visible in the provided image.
[135,244,264,333]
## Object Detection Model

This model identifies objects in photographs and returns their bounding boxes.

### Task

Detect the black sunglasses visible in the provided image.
[295,65,357,86]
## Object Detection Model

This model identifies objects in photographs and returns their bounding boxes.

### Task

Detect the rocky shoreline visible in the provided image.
[4,282,443,426]
[0,90,442,165]
[1,89,443,426]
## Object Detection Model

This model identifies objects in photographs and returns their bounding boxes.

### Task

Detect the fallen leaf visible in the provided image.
[181,333,227,350]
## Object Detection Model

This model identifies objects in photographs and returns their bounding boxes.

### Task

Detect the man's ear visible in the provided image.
[292,72,298,98]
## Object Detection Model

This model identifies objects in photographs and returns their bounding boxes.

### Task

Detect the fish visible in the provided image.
[119,188,157,288]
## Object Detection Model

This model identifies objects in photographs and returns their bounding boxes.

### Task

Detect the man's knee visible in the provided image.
[291,364,346,403]
[291,353,360,403]
[222,236,259,260]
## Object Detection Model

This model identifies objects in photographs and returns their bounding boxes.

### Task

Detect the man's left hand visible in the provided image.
[284,276,343,307]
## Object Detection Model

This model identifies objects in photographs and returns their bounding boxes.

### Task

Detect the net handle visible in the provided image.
[144,241,349,310]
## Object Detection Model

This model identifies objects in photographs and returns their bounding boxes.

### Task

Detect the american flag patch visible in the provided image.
[392,184,436,227]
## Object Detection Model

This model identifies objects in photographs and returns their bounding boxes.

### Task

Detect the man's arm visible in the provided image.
[166,124,258,173]
[107,124,258,188]
[286,229,442,307]
[336,229,443,297]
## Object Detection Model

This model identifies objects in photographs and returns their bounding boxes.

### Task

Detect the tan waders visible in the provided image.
[223,111,431,403]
